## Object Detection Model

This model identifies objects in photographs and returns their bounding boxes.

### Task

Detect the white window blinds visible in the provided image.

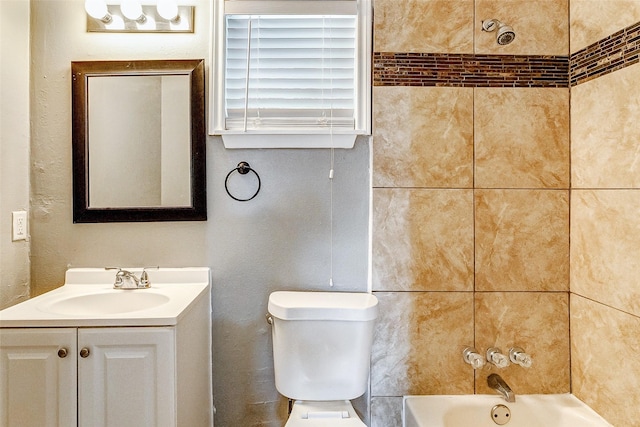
[211,0,371,148]
[225,15,357,131]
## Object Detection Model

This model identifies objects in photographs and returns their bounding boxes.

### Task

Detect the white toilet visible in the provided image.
[268,291,379,426]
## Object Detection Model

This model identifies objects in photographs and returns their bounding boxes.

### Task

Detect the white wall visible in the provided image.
[29,1,371,425]
[0,0,31,309]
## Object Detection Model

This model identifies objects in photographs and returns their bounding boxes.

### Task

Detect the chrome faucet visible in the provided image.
[109,266,158,289]
[487,373,516,403]
[114,269,142,289]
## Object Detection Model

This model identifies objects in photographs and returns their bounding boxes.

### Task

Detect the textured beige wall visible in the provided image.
[29,0,211,294]
[0,0,31,309]
[371,2,571,425]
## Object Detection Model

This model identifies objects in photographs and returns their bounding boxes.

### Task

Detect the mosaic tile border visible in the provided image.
[373,20,640,88]
[373,53,569,88]
[570,21,640,86]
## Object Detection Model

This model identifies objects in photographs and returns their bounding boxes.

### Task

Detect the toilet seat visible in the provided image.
[285,400,366,427]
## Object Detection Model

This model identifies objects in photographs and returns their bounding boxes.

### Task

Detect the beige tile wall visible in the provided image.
[570,0,640,53]
[571,296,640,426]
[570,57,640,426]
[372,1,640,426]
[475,0,569,55]
[371,2,571,426]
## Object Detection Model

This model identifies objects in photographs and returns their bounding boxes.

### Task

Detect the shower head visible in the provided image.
[482,19,516,45]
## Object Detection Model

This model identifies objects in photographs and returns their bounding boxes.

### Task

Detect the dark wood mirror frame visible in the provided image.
[71,59,207,223]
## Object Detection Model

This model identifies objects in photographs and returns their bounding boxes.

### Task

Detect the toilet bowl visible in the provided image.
[268,291,378,427]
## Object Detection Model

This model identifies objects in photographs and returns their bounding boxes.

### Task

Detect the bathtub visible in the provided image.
[403,394,612,427]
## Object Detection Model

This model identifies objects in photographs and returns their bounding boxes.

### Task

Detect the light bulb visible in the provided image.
[121,0,146,22]
[157,0,180,22]
[85,0,112,23]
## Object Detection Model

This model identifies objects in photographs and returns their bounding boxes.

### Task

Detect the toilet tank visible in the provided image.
[268,291,378,401]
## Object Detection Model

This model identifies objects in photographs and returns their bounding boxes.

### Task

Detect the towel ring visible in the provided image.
[225,162,261,202]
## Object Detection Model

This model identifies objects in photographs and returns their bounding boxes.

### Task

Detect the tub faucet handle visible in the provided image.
[486,347,510,368]
[509,347,533,368]
[462,347,486,369]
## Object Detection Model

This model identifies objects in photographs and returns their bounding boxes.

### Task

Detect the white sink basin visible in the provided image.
[40,291,171,316]
[0,267,210,327]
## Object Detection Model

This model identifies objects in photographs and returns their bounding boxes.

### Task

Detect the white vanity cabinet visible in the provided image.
[0,328,78,427]
[0,268,213,427]
[1,327,176,427]
[78,327,176,427]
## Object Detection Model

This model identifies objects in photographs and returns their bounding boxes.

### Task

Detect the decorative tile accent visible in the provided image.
[373,53,569,87]
[570,21,640,86]
[373,20,640,89]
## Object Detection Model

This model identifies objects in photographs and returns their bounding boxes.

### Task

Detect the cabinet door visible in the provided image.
[0,328,77,427]
[78,327,176,427]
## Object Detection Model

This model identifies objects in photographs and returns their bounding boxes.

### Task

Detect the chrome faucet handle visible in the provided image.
[486,347,510,368]
[139,266,159,288]
[509,347,533,368]
[463,347,486,369]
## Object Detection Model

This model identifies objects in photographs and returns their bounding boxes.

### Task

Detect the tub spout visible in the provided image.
[487,373,516,403]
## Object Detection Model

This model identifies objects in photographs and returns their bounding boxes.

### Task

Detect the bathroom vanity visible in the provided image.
[0,268,213,427]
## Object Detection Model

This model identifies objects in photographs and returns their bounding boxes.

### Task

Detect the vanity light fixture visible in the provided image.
[85,0,112,23]
[85,0,194,33]
[120,0,146,23]
[157,0,180,22]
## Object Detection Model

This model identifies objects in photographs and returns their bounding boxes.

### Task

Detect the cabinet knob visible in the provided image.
[57,348,68,358]
[80,347,91,358]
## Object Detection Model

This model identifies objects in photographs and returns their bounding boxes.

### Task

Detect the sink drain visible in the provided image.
[491,404,511,425]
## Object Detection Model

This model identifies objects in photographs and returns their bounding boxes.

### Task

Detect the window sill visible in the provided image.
[219,132,358,149]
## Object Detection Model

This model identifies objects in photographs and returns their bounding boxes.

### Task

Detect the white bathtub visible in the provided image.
[403,394,612,427]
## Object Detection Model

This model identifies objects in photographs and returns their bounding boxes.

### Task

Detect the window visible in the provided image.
[210,0,372,148]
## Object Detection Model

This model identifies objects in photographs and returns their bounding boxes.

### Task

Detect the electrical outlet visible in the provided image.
[12,211,27,241]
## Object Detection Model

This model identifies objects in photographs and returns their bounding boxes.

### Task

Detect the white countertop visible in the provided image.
[0,267,210,327]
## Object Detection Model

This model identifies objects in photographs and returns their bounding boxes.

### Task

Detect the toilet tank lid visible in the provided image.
[268,291,378,321]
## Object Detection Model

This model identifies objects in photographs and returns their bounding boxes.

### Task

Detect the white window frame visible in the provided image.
[210,0,372,148]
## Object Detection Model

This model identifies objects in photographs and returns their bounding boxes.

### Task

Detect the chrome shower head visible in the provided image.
[482,19,516,45]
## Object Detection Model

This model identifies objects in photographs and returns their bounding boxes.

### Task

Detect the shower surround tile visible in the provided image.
[370,397,402,427]
[474,88,570,189]
[373,86,473,188]
[372,189,474,292]
[374,0,474,53]
[571,62,640,188]
[475,292,570,394]
[371,292,474,396]
[475,189,569,292]
[570,0,640,53]
[571,295,640,427]
[475,0,568,55]
[571,190,640,317]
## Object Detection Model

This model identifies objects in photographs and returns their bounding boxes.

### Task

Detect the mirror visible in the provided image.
[71,59,206,222]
